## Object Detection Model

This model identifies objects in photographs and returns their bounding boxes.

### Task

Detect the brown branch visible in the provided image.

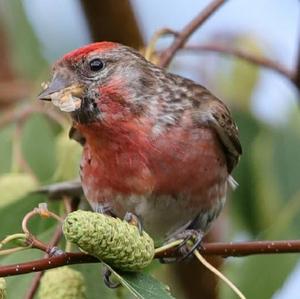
[34,180,83,200]
[294,25,300,89]
[155,239,300,259]
[0,253,98,277]
[2,239,300,277]
[182,43,295,82]
[80,0,144,49]
[158,0,226,68]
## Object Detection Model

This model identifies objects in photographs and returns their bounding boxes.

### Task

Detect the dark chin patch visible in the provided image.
[71,97,101,124]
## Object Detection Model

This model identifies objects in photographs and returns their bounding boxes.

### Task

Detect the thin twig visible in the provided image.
[143,28,177,62]
[24,225,63,299]
[158,0,226,68]
[194,250,246,299]
[24,266,43,298]
[182,43,295,81]
[22,208,63,236]
[22,207,63,253]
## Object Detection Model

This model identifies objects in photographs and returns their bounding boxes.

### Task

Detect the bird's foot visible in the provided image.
[159,229,203,264]
[102,266,121,289]
[124,212,143,235]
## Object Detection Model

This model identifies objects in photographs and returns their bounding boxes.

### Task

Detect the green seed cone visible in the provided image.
[63,211,155,271]
[39,267,86,299]
[0,278,7,299]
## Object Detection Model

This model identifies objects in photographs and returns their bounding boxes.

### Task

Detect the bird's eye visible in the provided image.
[89,59,104,72]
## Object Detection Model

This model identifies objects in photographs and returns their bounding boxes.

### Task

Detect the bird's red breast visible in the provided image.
[77,110,227,209]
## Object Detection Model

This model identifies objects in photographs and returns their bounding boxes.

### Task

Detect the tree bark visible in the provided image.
[80,0,144,49]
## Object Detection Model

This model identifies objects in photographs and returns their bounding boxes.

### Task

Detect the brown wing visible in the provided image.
[207,99,242,173]
[191,87,242,173]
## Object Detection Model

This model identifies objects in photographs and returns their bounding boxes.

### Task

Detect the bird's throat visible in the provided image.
[71,96,101,124]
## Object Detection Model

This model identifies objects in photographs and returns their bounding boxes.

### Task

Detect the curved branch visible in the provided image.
[182,44,295,81]
[2,239,300,277]
[158,0,226,68]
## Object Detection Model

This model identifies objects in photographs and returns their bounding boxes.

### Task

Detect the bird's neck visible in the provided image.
[75,114,152,155]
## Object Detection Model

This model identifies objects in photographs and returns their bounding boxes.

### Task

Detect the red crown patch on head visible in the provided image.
[62,42,118,62]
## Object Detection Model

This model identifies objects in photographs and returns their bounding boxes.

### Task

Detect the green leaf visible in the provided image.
[53,129,82,181]
[107,264,175,299]
[271,114,300,201]
[22,115,57,183]
[251,130,282,230]
[0,173,38,208]
[73,264,120,299]
[0,126,13,175]
[220,255,298,299]
[0,194,61,298]
[0,0,47,79]
[0,193,59,241]
[229,112,262,234]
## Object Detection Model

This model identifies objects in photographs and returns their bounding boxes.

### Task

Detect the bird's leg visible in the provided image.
[95,205,121,289]
[93,203,116,217]
[102,265,120,289]
[123,212,143,235]
[159,229,204,264]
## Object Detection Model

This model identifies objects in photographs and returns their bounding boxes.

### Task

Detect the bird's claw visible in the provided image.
[124,212,143,235]
[102,266,120,289]
[159,229,203,264]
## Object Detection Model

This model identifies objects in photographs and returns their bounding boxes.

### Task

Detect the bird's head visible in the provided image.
[38,42,158,124]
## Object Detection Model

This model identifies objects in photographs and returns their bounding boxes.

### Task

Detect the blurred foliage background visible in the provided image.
[0,0,299,298]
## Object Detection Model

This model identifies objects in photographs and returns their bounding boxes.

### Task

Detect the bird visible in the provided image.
[38,41,242,260]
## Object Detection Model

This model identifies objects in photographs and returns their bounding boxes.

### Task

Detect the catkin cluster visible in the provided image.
[0,278,6,299]
[63,211,155,271]
[39,267,86,299]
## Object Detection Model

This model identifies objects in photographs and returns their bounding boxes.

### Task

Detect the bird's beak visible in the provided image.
[38,73,84,112]
[38,74,71,101]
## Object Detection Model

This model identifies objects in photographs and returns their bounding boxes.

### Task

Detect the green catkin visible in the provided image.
[63,210,155,271]
[0,278,6,299]
[39,267,86,299]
